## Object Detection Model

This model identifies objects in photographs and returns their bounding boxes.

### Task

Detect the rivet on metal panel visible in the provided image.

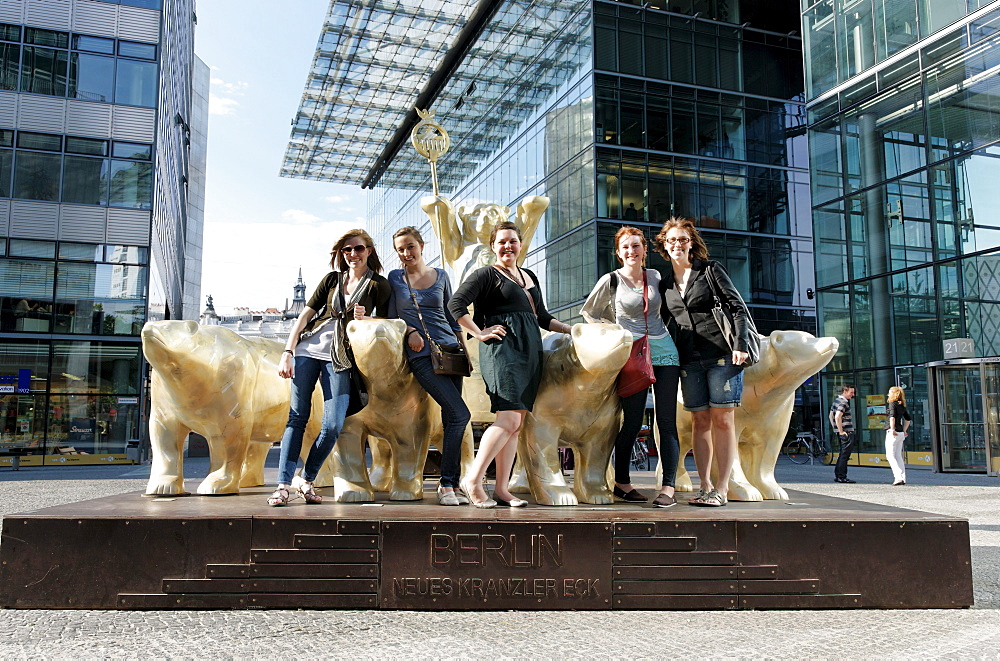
[125,521,130,525]
[323,522,327,526]
[616,570,620,575]
[802,524,807,528]
[271,521,276,525]
[385,524,390,529]
[78,521,82,524]
[228,522,233,526]
[487,526,492,530]
[433,526,437,531]
[181,521,186,525]
[753,524,758,528]
[604,599,609,603]
[176,599,181,604]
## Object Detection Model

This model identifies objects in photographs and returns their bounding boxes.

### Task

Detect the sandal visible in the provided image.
[692,488,727,507]
[267,486,290,507]
[293,475,322,504]
[688,488,707,506]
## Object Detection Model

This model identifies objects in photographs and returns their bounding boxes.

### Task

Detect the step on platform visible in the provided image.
[0,488,973,610]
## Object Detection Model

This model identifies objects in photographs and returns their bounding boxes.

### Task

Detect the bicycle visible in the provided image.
[784,429,831,465]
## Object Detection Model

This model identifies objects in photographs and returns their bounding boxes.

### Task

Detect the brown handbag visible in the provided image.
[405,272,472,377]
[615,270,656,398]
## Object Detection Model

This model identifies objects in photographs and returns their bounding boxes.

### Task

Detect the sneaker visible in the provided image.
[834,477,857,484]
[652,493,677,508]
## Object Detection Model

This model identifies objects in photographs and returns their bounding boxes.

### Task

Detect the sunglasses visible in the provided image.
[664,237,691,246]
[340,245,368,255]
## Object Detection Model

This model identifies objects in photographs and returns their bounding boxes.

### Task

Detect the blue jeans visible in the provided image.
[277,356,351,485]
[409,355,471,488]
[616,364,680,487]
[679,356,744,411]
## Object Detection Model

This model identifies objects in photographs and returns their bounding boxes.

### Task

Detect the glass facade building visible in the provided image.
[803,0,1000,472]
[0,0,204,465]
[284,0,818,426]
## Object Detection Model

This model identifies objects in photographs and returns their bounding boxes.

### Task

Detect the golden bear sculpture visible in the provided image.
[512,323,633,506]
[320,318,473,502]
[671,330,839,501]
[141,320,322,496]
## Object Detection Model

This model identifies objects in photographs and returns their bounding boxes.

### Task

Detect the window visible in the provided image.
[69,52,114,102]
[1,24,158,107]
[109,159,152,209]
[62,155,109,206]
[0,260,54,333]
[115,59,157,108]
[13,151,60,201]
[0,42,18,91]
[20,45,68,96]
[1,129,153,207]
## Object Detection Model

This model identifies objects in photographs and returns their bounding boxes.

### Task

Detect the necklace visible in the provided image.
[496,264,526,288]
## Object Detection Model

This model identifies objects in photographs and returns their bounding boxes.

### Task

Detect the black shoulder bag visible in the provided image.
[404,271,472,377]
[338,273,369,415]
[705,263,761,366]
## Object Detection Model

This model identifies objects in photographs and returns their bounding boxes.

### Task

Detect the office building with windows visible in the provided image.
[284,0,818,424]
[0,0,204,465]
[804,0,1000,474]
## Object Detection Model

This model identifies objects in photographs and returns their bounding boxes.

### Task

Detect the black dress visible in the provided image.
[448,266,555,412]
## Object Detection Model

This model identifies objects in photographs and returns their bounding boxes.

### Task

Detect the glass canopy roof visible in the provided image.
[281,0,591,192]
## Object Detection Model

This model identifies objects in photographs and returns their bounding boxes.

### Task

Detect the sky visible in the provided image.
[194,0,368,312]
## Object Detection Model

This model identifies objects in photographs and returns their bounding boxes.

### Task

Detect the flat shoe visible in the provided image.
[494,495,528,508]
[460,479,496,509]
[613,486,648,502]
[892,480,905,486]
[652,493,676,508]
[437,486,460,506]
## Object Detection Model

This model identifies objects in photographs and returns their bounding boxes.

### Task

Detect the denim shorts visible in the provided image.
[679,356,744,411]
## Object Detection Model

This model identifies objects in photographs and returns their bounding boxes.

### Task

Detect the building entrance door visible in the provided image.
[927,358,1000,475]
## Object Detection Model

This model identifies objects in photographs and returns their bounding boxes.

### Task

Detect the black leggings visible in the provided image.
[615,364,680,487]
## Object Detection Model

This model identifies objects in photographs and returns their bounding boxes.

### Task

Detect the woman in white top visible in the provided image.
[581,226,681,508]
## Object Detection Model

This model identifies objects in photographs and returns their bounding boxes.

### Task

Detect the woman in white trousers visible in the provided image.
[885,386,911,486]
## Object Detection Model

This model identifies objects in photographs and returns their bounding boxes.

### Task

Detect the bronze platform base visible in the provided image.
[0,488,973,610]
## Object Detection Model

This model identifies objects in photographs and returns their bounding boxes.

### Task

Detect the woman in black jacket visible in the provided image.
[656,217,751,507]
[268,229,390,506]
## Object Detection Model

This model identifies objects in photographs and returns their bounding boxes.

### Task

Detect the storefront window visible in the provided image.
[50,341,140,395]
[46,394,139,455]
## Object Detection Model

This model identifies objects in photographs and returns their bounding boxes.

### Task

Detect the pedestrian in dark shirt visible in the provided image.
[830,384,857,483]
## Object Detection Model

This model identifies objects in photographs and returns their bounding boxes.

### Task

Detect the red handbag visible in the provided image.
[616,271,656,398]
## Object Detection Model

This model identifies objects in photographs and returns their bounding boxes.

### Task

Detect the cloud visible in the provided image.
[209,94,239,116]
[281,209,323,225]
[210,78,248,95]
[324,195,349,204]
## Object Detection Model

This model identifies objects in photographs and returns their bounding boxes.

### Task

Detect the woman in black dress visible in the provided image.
[448,221,572,508]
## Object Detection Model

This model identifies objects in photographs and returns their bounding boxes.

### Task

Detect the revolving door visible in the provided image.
[927,358,1000,475]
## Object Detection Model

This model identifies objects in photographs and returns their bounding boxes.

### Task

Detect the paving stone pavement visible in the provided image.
[0,456,998,658]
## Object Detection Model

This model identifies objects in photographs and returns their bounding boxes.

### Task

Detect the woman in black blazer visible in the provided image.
[656,217,751,507]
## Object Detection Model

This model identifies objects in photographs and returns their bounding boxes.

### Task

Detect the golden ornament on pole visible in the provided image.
[410,108,451,195]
